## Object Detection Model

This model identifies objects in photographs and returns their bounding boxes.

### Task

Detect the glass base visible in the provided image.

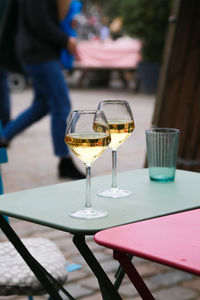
[97,187,132,198]
[150,175,174,182]
[149,167,175,182]
[69,208,108,219]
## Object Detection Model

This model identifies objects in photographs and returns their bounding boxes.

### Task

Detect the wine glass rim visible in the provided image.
[73,109,100,114]
[99,100,129,104]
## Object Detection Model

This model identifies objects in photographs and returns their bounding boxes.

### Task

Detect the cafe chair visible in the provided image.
[94,209,200,300]
[0,121,71,300]
[0,237,68,299]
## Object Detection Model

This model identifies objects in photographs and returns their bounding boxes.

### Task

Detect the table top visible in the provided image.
[94,208,200,275]
[0,169,200,235]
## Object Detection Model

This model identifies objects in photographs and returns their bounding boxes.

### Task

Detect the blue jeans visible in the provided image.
[0,70,10,127]
[3,60,71,156]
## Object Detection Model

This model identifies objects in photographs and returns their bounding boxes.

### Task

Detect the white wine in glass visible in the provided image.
[97,100,135,198]
[65,110,111,219]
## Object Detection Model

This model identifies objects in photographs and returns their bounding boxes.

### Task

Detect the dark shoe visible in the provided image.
[58,157,85,179]
[0,137,9,148]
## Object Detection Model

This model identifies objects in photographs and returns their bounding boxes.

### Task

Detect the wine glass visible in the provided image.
[97,100,135,198]
[65,110,111,219]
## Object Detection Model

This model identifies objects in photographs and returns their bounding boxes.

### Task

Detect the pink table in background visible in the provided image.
[75,37,142,87]
[76,37,142,69]
[95,208,200,299]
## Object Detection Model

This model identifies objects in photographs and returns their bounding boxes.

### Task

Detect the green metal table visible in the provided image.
[0,168,200,299]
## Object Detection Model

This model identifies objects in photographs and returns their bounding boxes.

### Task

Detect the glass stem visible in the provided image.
[85,164,92,208]
[112,150,117,189]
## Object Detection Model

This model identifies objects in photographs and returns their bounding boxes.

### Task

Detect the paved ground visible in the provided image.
[1,85,200,300]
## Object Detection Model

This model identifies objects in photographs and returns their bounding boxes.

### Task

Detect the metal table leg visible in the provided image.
[114,250,155,300]
[73,234,123,300]
[114,262,127,290]
[114,254,133,290]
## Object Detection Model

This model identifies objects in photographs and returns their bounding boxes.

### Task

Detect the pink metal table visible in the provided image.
[94,208,200,299]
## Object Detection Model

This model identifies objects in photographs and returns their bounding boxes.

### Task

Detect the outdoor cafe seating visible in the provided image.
[0,167,200,299]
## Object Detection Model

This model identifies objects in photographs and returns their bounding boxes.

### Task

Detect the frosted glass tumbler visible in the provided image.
[146,128,180,182]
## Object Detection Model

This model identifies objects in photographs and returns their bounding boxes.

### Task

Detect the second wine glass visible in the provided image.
[97,100,135,198]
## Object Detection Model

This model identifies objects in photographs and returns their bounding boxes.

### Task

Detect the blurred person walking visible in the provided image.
[0,0,85,179]
[0,69,10,127]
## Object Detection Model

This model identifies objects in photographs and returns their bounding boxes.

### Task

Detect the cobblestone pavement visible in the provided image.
[1,86,200,300]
